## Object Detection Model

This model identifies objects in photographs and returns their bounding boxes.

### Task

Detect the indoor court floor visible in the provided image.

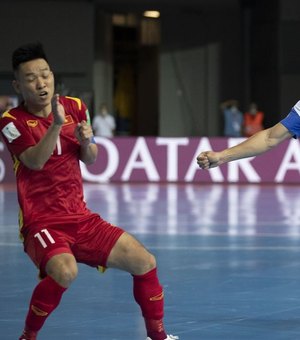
[1,182,300,339]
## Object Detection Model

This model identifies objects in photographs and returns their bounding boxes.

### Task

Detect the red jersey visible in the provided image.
[0,96,93,231]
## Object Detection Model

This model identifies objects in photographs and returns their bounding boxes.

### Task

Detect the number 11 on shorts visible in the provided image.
[34,229,55,248]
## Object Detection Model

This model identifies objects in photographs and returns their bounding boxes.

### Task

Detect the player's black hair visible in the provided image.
[12,42,48,71]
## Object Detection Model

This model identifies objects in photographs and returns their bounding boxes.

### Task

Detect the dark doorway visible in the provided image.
[112,14,160,136]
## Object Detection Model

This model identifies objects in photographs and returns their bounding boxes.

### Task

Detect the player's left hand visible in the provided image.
[75,120,94,147]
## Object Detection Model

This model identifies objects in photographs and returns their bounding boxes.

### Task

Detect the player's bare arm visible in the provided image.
[197,123,293,170]
[75,120,98,165]
[18,94,65,170]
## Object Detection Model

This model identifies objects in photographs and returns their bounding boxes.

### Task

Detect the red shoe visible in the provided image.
[19,329,38,340]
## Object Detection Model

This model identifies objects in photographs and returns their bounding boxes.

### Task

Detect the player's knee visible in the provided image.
[46,254,78,287]
[53,265,78,287]
[147,252,157,270]
[139,250,157,275]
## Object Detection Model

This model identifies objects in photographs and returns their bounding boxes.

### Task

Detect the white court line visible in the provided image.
[134,230,300,237]
[2,243,300,251]
[0,242,21,247]
[4,230,300,238]
[148,245,300,251]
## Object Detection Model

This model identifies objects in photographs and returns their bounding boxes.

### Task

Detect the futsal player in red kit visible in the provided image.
[0,42,178,340]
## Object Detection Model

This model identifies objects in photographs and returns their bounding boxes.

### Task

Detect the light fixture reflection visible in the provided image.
[143,10,160,19]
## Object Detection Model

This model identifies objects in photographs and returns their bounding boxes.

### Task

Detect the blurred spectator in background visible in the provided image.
[243,102,264,137]
[92,103,116,137]
[220,99,243,137]
[0,95,18,116]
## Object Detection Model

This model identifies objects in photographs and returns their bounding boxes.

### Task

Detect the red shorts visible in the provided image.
[22,213,125,277]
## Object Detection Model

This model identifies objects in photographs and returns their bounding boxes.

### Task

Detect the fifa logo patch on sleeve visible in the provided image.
[1,122,21,143]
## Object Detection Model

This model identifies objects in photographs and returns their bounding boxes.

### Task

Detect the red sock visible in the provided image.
[133,268,167,340]
[22,276,67,334]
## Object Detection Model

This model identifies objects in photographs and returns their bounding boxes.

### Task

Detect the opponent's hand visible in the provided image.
[197,151,221,169]
[51,94,65,126]
[75,120,94,147]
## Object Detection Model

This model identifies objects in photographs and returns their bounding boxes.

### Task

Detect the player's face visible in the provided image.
[13,58,55,112]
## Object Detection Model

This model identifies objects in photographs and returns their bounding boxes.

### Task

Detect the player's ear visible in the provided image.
[12,79,21,94]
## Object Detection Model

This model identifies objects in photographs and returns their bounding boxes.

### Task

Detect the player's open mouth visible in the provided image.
[39,91,48,97]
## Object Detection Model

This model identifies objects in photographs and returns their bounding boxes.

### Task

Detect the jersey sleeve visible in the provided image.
[0,113,36,156]
[82,102,91,126]
[77,98,88,122]
[280,101,300,138]
[63,96,90,124]
[63,96,96,144]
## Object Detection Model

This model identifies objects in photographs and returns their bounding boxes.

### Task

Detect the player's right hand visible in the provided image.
[197,151,221,169]
[51,94,65,126]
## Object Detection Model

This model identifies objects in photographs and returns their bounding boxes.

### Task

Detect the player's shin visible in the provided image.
[133,267,167,340]
[20,276,67,338]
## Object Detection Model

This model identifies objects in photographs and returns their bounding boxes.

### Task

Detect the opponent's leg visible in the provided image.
[107,232,168,340]
[19,253,77,340]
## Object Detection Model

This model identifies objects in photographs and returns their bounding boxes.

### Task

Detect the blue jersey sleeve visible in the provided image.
[280,103,300,138]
